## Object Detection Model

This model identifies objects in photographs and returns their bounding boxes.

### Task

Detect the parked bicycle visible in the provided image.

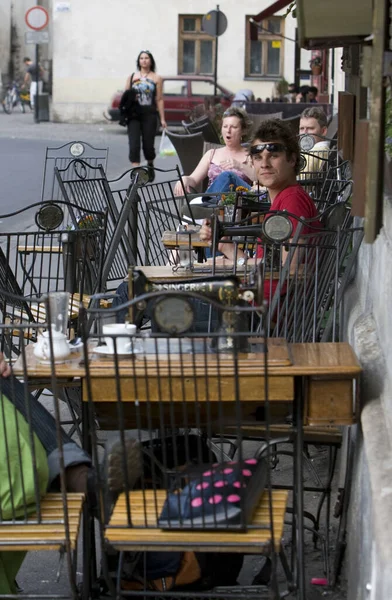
[2,81,31,114]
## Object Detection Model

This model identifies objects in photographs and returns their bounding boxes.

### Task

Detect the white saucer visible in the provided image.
[37,357,69,365]
[68,341,84,353]
[93,345,141,357]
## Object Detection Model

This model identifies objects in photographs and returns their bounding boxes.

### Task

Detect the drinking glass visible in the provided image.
[48,291,70,336]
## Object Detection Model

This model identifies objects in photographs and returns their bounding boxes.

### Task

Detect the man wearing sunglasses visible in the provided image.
[199,118,320,264]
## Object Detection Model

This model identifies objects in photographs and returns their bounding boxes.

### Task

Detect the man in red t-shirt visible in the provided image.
[199,119,321,296]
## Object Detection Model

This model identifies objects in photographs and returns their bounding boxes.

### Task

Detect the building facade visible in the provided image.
[0,1,347,122]
[0,0,51,87]
[49,0,302,122]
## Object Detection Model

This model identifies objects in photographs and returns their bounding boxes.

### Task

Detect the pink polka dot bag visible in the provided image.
[158,457,268,530]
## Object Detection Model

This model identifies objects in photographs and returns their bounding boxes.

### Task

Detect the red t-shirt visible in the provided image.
[256,185,321,299]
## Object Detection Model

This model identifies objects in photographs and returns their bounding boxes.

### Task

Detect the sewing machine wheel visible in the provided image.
[262,213,293,243]
[299,133,315,152]
[299,154,307,172]
[153,295,195,334]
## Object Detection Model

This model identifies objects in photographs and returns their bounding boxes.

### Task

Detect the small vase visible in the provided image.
[311,65,322,76]
[223,204,235,222]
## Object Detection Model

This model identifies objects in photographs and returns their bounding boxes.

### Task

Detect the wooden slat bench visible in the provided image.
[106,489,288,554]
[0,493,84,552]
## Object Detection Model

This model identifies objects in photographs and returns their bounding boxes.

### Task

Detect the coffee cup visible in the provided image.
[102,323,137,354]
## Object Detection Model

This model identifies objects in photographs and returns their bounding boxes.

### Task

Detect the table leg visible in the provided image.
[81,398,97,600]
[18,251,39,294]
[294,375,306,600]
[196,248,205,263]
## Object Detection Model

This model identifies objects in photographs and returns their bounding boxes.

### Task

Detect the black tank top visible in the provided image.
[131,76,157,113]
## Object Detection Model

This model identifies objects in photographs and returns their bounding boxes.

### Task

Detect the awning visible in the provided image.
[252,0,293,22]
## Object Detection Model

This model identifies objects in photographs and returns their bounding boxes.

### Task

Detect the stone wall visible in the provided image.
[344,189,392,599]
[0,0,11,86]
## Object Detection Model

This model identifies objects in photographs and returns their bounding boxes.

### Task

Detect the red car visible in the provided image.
[107,75,233,125]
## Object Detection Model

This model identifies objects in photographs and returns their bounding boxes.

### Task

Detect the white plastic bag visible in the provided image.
[159,130,177,157]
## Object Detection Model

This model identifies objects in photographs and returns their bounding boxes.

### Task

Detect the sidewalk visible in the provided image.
[0,110,125,143]
[0,110,184,143]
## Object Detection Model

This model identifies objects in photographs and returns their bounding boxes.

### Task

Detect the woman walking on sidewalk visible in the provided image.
[120,50,167,179]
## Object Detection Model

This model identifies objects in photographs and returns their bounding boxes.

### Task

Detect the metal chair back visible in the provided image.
[82,291,288,597]
[109,166,191,267]
[314,161,353,213]
[260,224,364,342]
[0,201,107,352]
[54,159,137,288]
[0,302,83,598]
[248,111,283,134]
[182,116,221,144]
[41,140,108,202]
[165,130,204,175]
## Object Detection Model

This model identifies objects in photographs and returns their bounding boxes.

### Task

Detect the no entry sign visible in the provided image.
[25,6,49,31]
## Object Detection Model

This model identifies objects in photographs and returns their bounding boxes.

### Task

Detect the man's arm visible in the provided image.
[199,217,302,271]
[23,70,31,87]
[155,76,167,129]
[199,219,249,263]
[0,353,11,378]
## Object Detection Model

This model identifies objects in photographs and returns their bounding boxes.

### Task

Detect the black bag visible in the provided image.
[119,72,137,125]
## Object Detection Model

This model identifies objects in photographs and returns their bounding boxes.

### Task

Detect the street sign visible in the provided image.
[25,31,49,45]
[202,9,228,36]
[25,6,49,31]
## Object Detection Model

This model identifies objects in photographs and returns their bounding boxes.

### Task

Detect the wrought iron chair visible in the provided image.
[0,305,84,599]
[297,134,352,211]
[54,160,151,290]
[248,111,283,134]
[0,201,107,438]
[313,163,353,213]
[0,200,106,331]
[182,115,221,144]
[207,214,363,582]
[81,290,292,599]
[164,130,204,175]
[108,166,193,268]
[41,140,108,202]
[260,224,364,343]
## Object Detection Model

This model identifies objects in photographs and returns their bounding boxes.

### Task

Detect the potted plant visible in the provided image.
[309,56,322,76]
[219,185,249,221]
[62,215,101,260]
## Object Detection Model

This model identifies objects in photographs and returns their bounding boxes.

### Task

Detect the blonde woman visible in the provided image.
[174,106,255,195]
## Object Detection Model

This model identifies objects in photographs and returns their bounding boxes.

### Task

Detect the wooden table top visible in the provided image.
[289,342,361,376]
[14,340,360,423]
[161,231,209,248]
[13,339,360,380]
[18,245,62,254]
[161,231,257,251]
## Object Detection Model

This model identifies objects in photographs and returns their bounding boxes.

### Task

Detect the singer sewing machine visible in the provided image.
[127,265,267,349]
[161,209,294,274]
[127,212,296,344]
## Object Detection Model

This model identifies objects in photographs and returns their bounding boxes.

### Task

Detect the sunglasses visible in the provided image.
[139,50,151,55]
[250,143,287,155]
